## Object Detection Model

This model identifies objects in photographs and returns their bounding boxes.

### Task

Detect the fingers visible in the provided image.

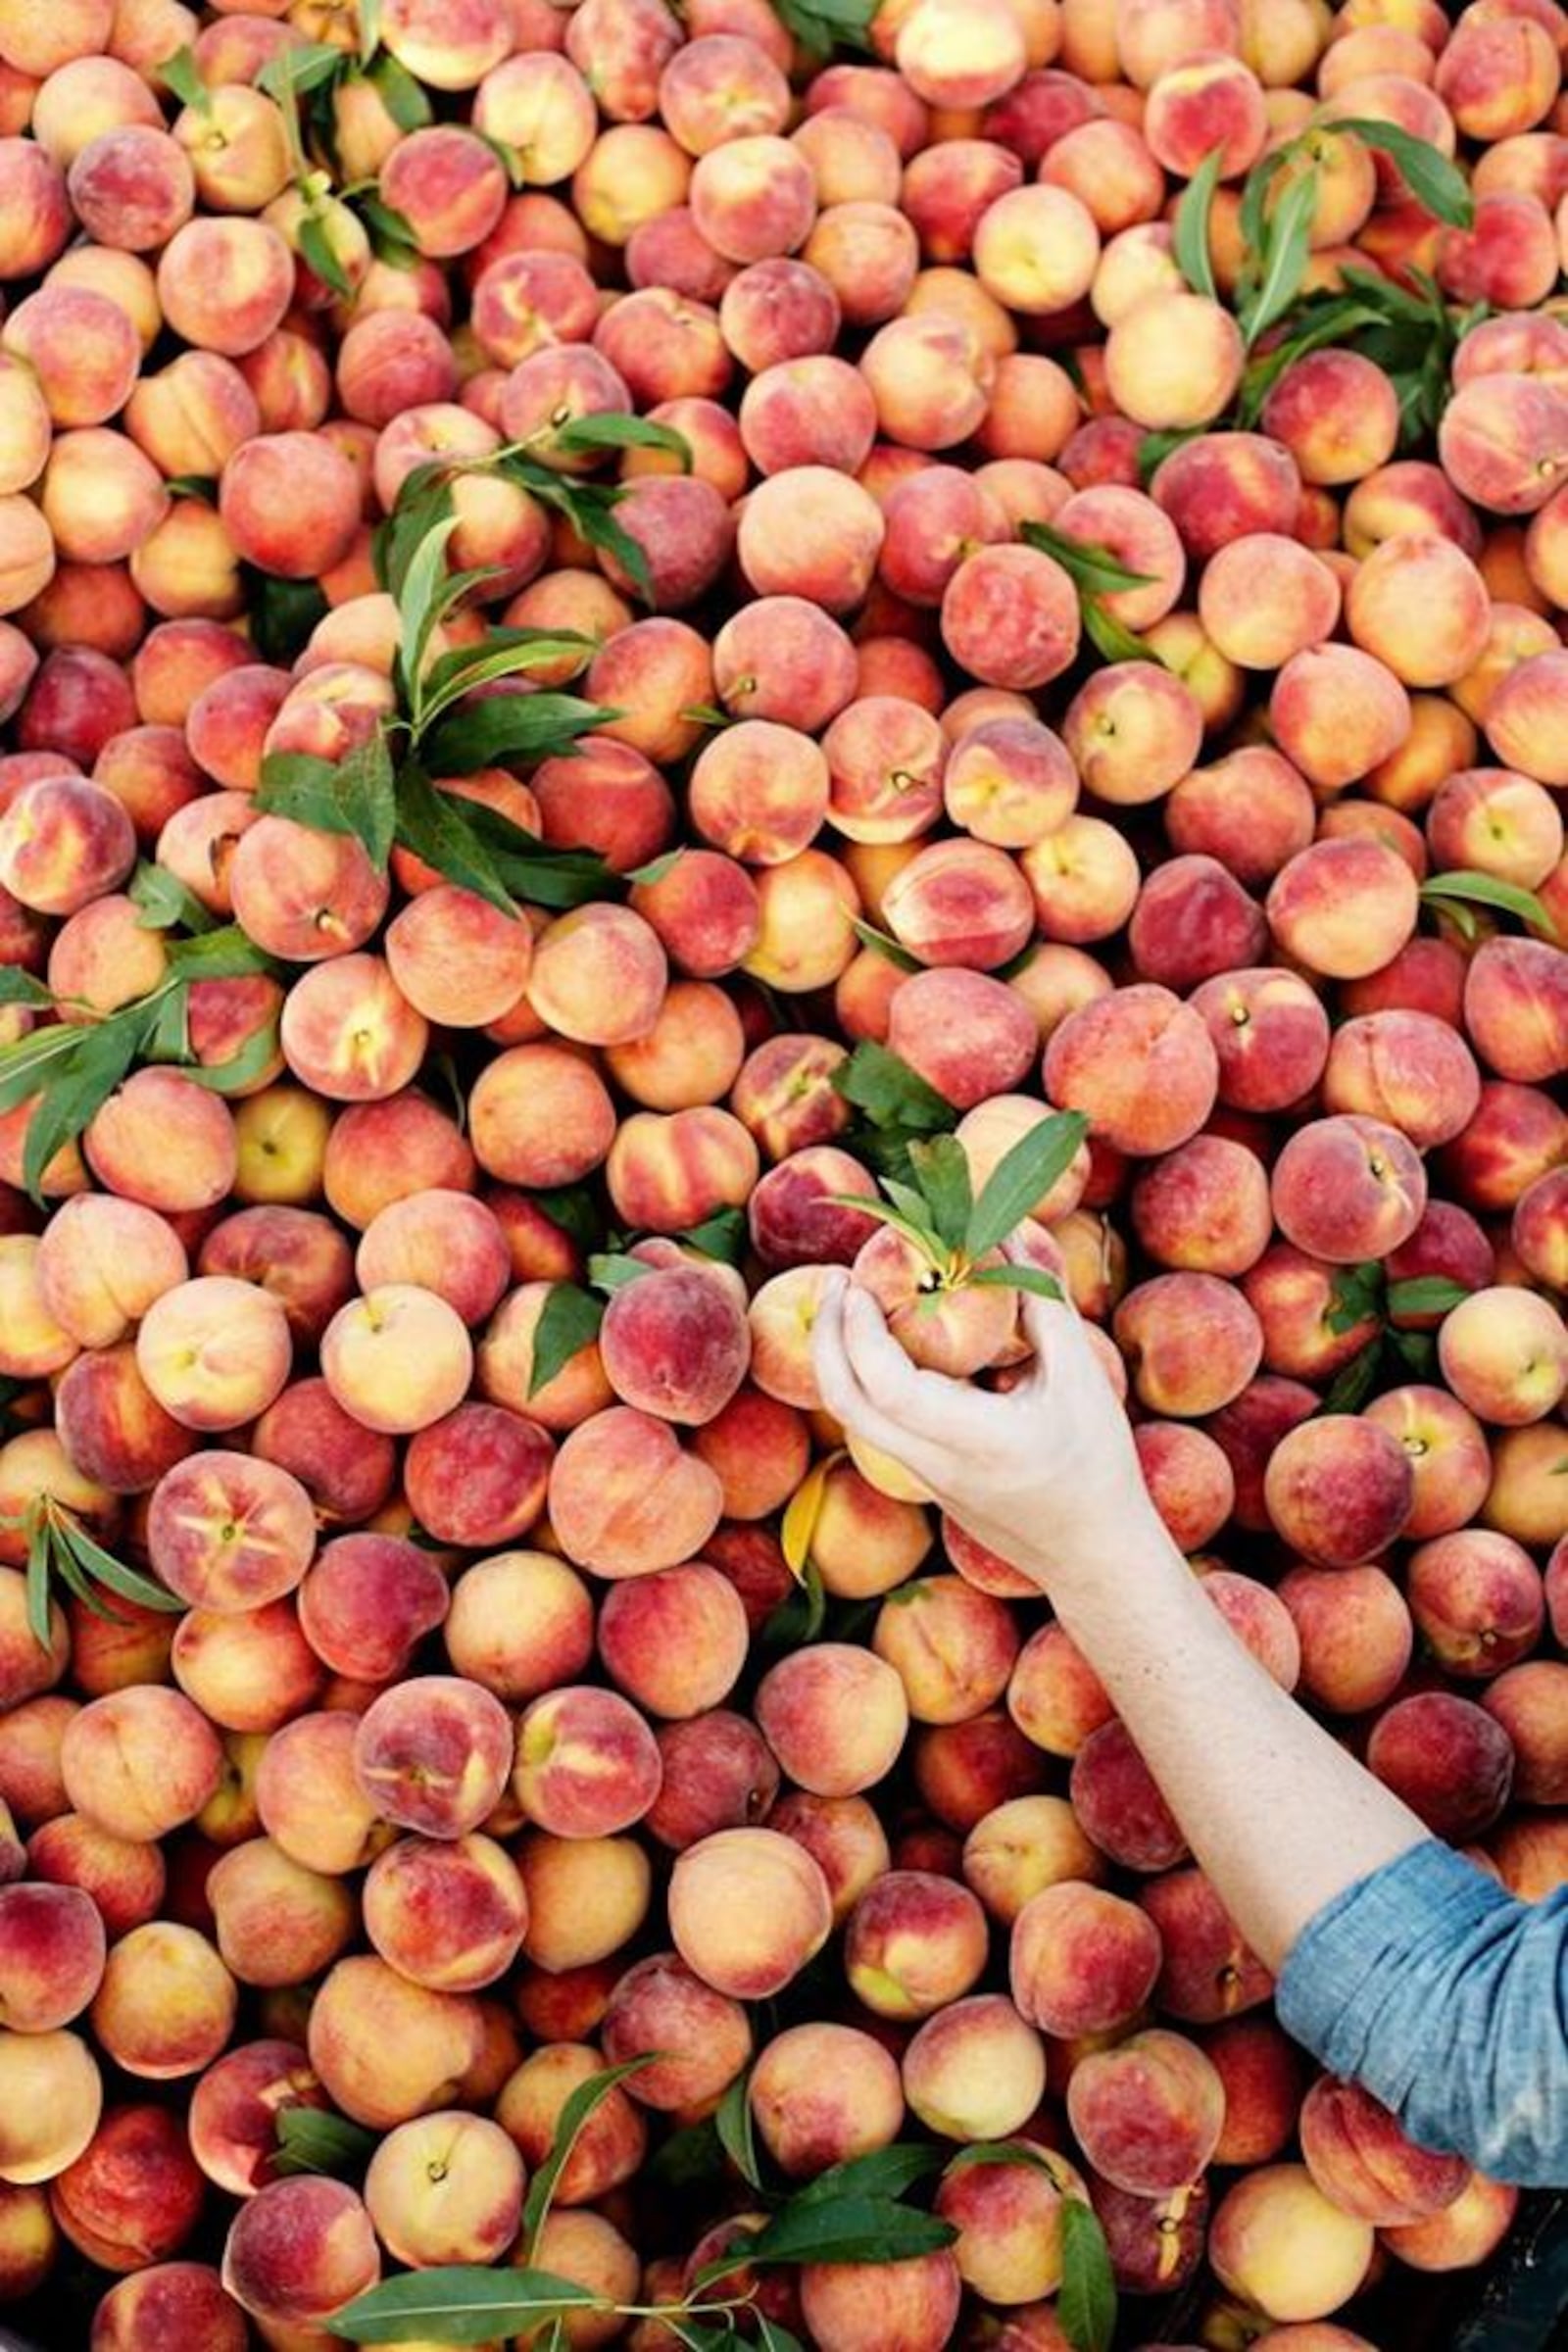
[810,1274,951,1488]
[1000,1235,1089,1391]
[839,1282,975,1442]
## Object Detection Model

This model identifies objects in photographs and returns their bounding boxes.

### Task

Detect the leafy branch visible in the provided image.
[1019,520,1154,662]
[5,1496,184,1649]
[0,923,277,1204]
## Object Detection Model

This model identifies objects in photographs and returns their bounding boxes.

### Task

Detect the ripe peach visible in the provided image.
[1010,1880,1161,2037]
[1367,1691,1516,1841]
[1299,2075,1471,2228]
[514,1686,662,1838]
[61,1687,222,1844]
[549,1405,724,1577]
[756,1641,910,1796]
[1270,1114,1427,1264]
[1209,2165,1375,2324]
[736,465,885,612]
[1278,1565,1414,1716]
[800,2250,961,2352]
[25,1817,165,1941]
[601,1950,752,2111]
[255,1713,389,1880]
[1439,1285,1568,1424]
[845,1868,988,2020]
[1070,1719,1189,1875]
[220,2175,378,2331]
[1382,2173,1520,2274]
[1114,1274,1265,1419]
[941,543,1080,692]
[146,1450,315,1615]
[519,1833,651,1972]
[1464,935,1568,1083]
[1046,985,1219,1156]
[206,1837,355,1991]
[354,1678,514,1842]
[903,1991,1046,2142]
[0,2030,102,2186]
[1408,1528,1546,1676]
[364,1833,527,1995]
[1067,2028,1225,2198]
[0,1883,105,2033]
[319,1283,473,1439]
[89,1921,236,2082]
[669,1825,832,1999]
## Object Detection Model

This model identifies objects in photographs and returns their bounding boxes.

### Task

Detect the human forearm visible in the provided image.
[1034,1511,1430,1971]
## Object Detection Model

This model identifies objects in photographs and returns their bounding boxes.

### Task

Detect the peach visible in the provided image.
[1010,1880,1161,2037]
[880,836,1036,970]
[361,2111,523,2277]
[475,1287,612,1435]
[0,2030,102,2185]
[756,1642,910,1796]
[1208,2165,1374,2323]
[549,1406,724,1577]
[800,2251,962,2352]
[669,1826,832,2000]
[599,1263,751,1432]
[1263,1410,1414,1563]
[1140,1865,1273,2024]
[606,1103,760,1230]
[735,465,885,613]
[1019,814,1143,947]
[308,1952,487,2132]
[278,953,429,1103]
[145,1450,315,1615]
[6,286,141,438]
[1070,1719,1189,1874]
[442,1552,589,1714]
[1323,1011,1482,1152]
[748,1146,879,1272]
[1200,533,1342,670]
[297,1534,451,1685]
[1270,1114,1426,1264]
[207,1837,355,1990]
[1202,2013,1310,2171]
[1408,1527,1546,1676]
[0,773,136,915]
[1442,1080,1567,1215]
[1129,1135,1272,1280]
[1279,1565,1414,1715]
[645,1708,780,1852]
[201,1214,355,1352]
[1114,1272,1264,1419]
[220,2176,378,2331]
[1347,532,1494,688]
[354,1678,514,1842]
[172,1596,325,1737]
[903,1991,1046,2141]
[1299,2075,1471,2228]
[1428,766,1563,891]
[940,543,1080,693]
[255,1712,390,1879]
[355,1192,511,1331]
[0,1883,105,2033]
[1368,1691,1516,1840]
[319,1283,473,1439]
[1104,292,1244,430]
[0,2179,56,2301]
[1382,2173,1520,2274]
[1464,935,1568,1083]
[229,817,389,965]
[803,199,920,325]
[1438,373,1568,515]
[601,1950,752,2111]
[1067,2028,1225,2197]
[187,2038,332,2198]
[1006,1621,1115,1756]
[1045,985,1219,1156]
[497,2048,642,2222]
[872,1575,1022,1726]
[1163,751,1312,890]
[514,1685,662,1838]
[519,1834,651,1971]
[596,1561,750,1720]
[1268,646,1413,796]
[961,1793,1102,1925]
[749,2021,905,2180]
[363,1833,527,1995]
[61,1687,221,1844]
[89,1921,236,2081]
[1516,1166,1568,1289]
[1440,1285,1568,1424]
[767,1790,888,1923]
[469,1044,617,1190]
[25,1816,164,1940]
[845,1869,989,2018]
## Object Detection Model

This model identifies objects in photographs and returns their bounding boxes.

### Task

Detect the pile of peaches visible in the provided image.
[0,0,1567,2345]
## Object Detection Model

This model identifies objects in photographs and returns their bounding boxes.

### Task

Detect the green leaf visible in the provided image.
[850,917,922,973]
[1172,146,1223,301]
[165,925,275,981]
[353,191,421,270]
[1391,1327,1439,1378]
[643,2115,726,2199]
[908,1135,972,1255]
[375,464,458,605]
[552,415,693,468]
[398,513,462,714]
[1326,1260,1385,1336]
[21,1014,146,1205]
[830,1042,956,1137]
[177,1018,282,1097]
[357,0,382,65]
[1058,2198,1117,2352]
[1330,117,1473,227]
[968,1263,1064,1300]
[0,968,52,1009]
[789,2145,946,2208]
[760,1557,826,1651]
[129,860,215,935]
[698,2196,957,2286]
[255,741,394,872]
[1243,166,1318,348]
[1236,294,1390,424]
[389,765,517,915]
[1137,427,1202,486]
[162,44,210,114]
[1420,870,1557,937]
[589,1251,654,1294]
[24,1512,51,1651]
[627,848,686,888]
[45,1531,109,1619]
[0,1022,93,1114]
[1320,1337,1387,1416]
[259,39,346,102]
[965,1110,1090,1259]
[1237,145,1291,284]
[680,1207,748,1267]
[298,208,355,300]
[1386,1276,1473,1320]
[829,1194,946,1260]
[54,1520,184,1615]
[528,1284,605,1397]
[246,572,329,668]
[771,0,879,57]
[420,631,594,722]
[527,1185,601,1256]
[325,2268,602,2345]
[1019,519,1154,599]
[462,803,620,911]
[518,2056,658,2256]
[1082,602,1149,665]
[272,2107,378,2180]
[420,693,619,778]
[366,52,432,133]
[715,2069,762,2190]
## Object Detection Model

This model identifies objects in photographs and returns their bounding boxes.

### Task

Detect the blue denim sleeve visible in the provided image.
[1275,1838,1568,2187]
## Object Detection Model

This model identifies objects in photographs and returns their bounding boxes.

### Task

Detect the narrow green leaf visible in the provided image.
[129,860,216,935]
[828,1195,945,1260]
[527,1185,601,1256]
[1320,1337,1387,1416]
[698,2196,957,2285]
[1082,602,1150,664]
[553,415,693,467]
[375,466,457,605]
[1137,426,1202,485]
[965,1110,1090,1259]
[850,916,922,973]
[165,925,275,981]
[968,1263,1064,1300]
[298,209,355,300]
[179,1019,282,1097]
[1019,519,1155,598]
[357,0,383,65]
[771,0,879,57]
[519,2057,658,2255]
[55,1521,184,1615]
[830,1042,956,1136]
[527,1284,605,1397]
[679,1207,748,1267]
[325,2267,601,2345]
[419,631,594,721]
[353,190,421,270]
[789,2145,946,2208]
[420,693,619,778]
[1421,870,1556,937]
[588,1251,654,1294]
[760,1557,826,1651]
[273,2108,378,2180]
[1243,166,1318,348]
[390,765,516,916]
[1172,146,1223,300]
[162,45,210,114]
[1058,2199,1117,2352]
[0,969,52,1009]
[24,1513,51,1651]
[21,1017,144,1205]
[908,1135,972,1255]
[366,52,431,133]
[0,1023,92,1115]
[627,848,686,888]
[1386,1276,1473,1319]
[715,2069,762,2190]
[398,514,462,714]
[1326,1260,1385,1337]
[46,1532,116,1619]
[1391,1327,1439,1378]
[259,39,346,101]
[1330,117,1473,227]
[1238,146,1291,284]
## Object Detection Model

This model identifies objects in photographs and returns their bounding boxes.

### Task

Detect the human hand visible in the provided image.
[810,1244,1165,1593]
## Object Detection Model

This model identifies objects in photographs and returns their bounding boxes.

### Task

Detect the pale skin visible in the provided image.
[810,1250,1431,1975]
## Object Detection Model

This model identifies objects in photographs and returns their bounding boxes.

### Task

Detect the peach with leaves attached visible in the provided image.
[500,2046,642,2216]
[186,2038,331,2198]
[476,1285,609,1434]
[851,1222,1018,1378]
